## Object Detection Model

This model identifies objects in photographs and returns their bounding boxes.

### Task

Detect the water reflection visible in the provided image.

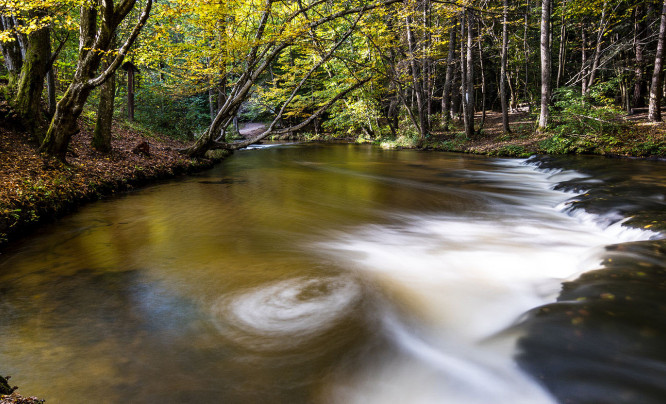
[0,144,663,403]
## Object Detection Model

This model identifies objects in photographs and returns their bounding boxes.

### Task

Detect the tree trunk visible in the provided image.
[500,0,510,133]
[42,85,90,160]
[523,0,530,108]
[46,67,56,117]
[209,87,216,122]
[538,0,552,130]
[93,70,116,153]
[556,0,567,88]
[0,16,25,89]
[649,0,666,121]
[463,10,475,138]
[632,4,647,109]
[477,22,486,134]
[442,22,457,130]
[585,2,608,93]
[460,12,469,133]
[405,12,427,141]
[127,67,135,121]
[581,26,588,95]
[13,17,50,139]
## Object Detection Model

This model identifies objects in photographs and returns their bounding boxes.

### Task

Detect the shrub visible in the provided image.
[543,81,628,154]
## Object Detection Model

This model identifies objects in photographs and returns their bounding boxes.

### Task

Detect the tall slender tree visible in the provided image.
[500,0,510,133]
[442,21,456,130]
[649,0,666,122]
[538,0,552,130]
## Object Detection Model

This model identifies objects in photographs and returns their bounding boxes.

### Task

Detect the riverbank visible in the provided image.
[0,121,217,253]
[379,110,666,159]
[3,111,665,252]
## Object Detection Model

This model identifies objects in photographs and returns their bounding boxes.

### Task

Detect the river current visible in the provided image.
[1,144,664,403]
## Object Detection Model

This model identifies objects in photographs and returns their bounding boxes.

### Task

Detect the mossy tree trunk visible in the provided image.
[93,37,117,153]
[13,19,51,141]
[93,72,115,153]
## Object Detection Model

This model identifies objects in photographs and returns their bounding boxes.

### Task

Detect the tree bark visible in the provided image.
[538,0,552,130]
[632,4,646,109]
[581,26,588,95]
[477,21,486,134]
[405,10,427,141]
[93,45,116,154]
[500,0,510,133]
[523,0,530,109]
[127,67,135,121]
[585,1,608,93]
[442,22,456,130]
[0,16,25,89]
[461,10,475,138]
[556,0,567,88]
[649,0,666,121]
[13,13,51,139]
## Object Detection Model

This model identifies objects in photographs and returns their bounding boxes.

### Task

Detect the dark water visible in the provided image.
[0,144,664,403]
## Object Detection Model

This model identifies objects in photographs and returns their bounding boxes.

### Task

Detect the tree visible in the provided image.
[649,0,666,122]
[538,0,552,130]
[441,21,456,130]
[181,0,402,157]
[92,37,116,153]
[12,12,50,136]
[500,0,510,133]
[39,0,152,161]
[460,9,474,138]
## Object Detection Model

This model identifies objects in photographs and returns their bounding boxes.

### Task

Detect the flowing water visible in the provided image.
[1,144,665,403]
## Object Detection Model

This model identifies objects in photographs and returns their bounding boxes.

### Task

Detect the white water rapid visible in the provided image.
[317,159,656,404]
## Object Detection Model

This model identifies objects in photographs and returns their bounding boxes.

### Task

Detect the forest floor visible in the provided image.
[0,119,215,253]
[419,109,666,158]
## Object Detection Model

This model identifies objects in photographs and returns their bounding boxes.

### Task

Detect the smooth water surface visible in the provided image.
[0,144,664,403]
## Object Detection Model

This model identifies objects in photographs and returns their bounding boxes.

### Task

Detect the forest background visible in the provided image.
[2,0,666,254]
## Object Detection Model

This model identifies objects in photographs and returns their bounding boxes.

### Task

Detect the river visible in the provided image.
[0,144,664,403]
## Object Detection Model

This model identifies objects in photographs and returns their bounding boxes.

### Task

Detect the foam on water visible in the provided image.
[211,275,361,351]
[321,159,657,404]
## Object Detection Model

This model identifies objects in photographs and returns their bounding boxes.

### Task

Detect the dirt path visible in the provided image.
[239,123,267,138]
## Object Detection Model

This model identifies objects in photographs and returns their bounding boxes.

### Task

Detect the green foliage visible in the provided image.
[489,145,530,157]
[541,82,628,154]
[134,91,210,139]
[431,133,467,151]
[379,134,418,149]
[629,138,666,157]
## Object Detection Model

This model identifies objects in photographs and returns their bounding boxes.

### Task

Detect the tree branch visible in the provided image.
[86,0,152,88]
[227,78,371,150]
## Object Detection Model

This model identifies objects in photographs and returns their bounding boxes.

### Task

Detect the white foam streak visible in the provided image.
[324,158,656,404]
[333,314,554,404]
